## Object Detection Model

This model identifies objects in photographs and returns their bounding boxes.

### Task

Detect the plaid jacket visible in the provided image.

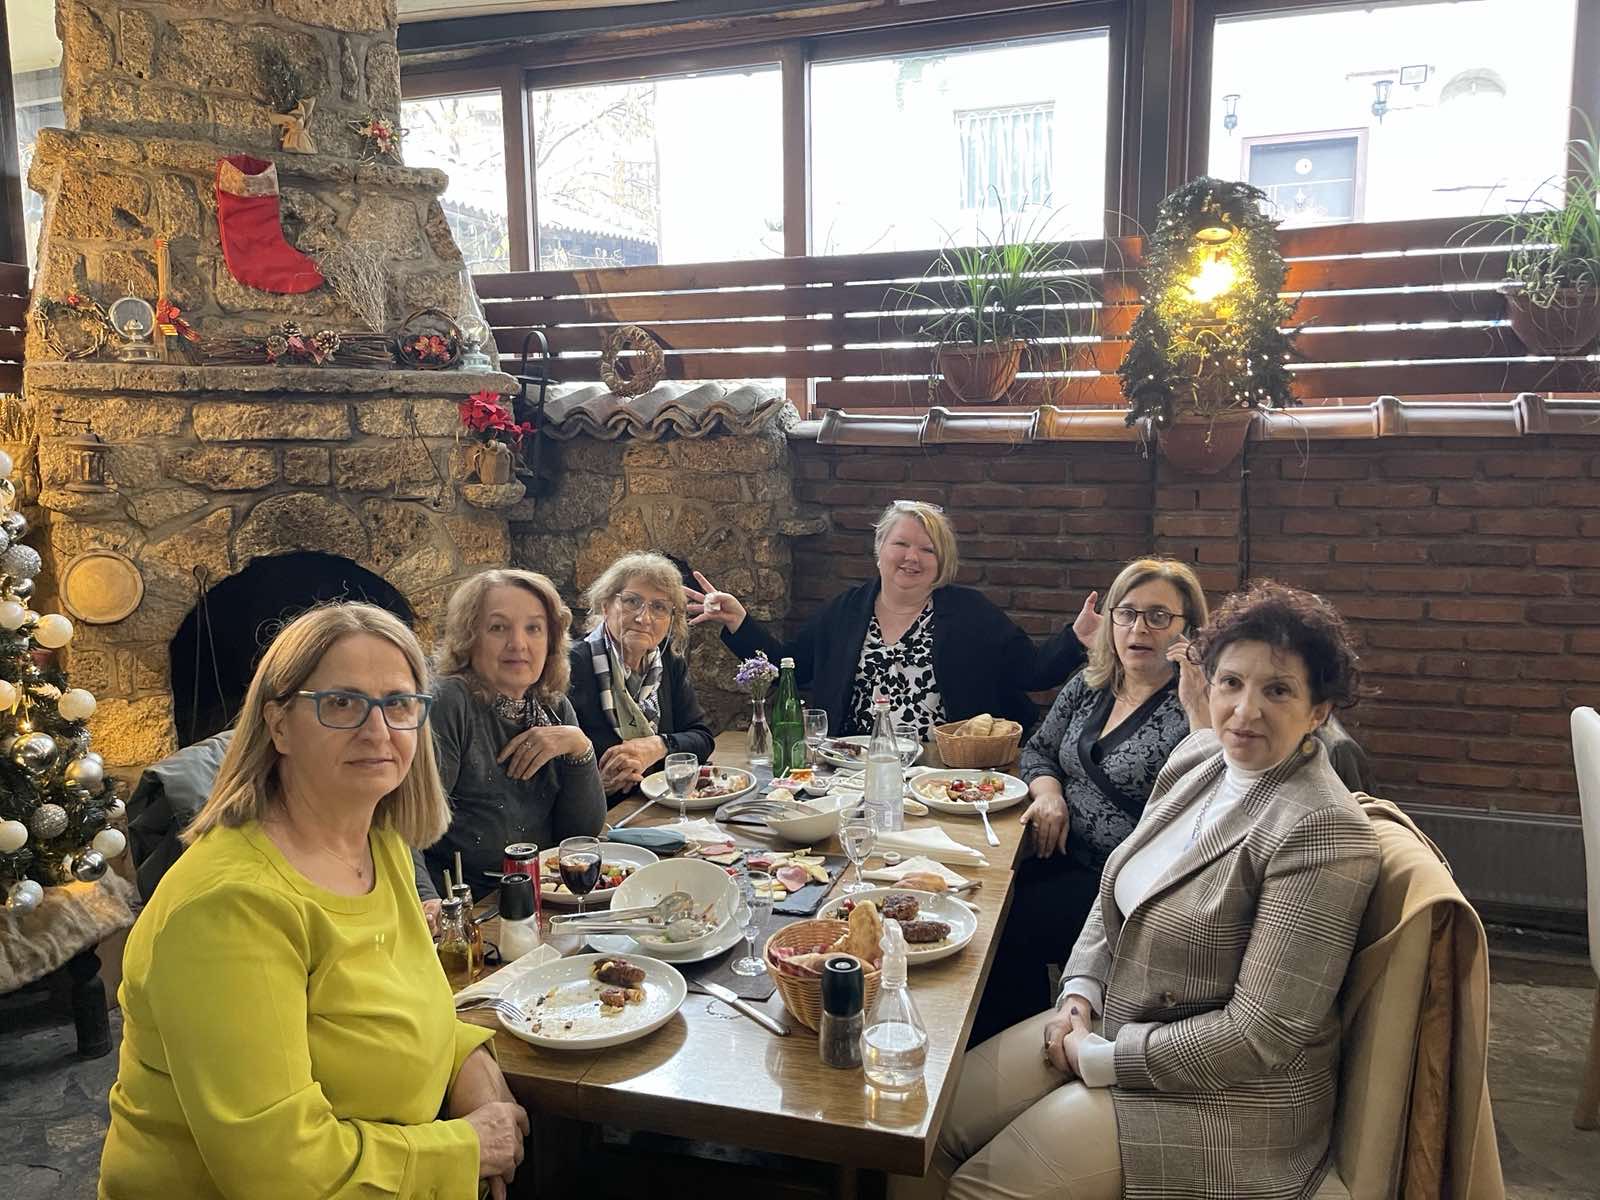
[1064,729,1380,1200]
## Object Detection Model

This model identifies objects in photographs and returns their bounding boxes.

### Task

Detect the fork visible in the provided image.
[971,795,1000,848]
[458,996,532,1025]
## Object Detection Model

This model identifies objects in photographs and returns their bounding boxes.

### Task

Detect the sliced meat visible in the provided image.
[594,958,646,987]
[775,864,811,892]
[901,919,952,944]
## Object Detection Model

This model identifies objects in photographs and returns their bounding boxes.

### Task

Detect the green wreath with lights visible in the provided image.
[1119,177,1298,427]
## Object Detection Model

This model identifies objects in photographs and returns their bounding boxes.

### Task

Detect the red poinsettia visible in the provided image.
[459,390,535,446]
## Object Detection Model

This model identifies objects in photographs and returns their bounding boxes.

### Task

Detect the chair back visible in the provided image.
[1569,706,1600,979]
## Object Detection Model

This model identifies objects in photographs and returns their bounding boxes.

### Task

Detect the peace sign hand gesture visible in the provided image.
[685,570,747,632]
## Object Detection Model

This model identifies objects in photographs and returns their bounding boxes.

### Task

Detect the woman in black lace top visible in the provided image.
[972,557,1208,1043]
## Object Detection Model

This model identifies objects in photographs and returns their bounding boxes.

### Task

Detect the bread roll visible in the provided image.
[897,871,949,893]
[964,713,995,737]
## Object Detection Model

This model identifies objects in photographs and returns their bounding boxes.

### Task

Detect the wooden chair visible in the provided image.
[1567,706,1600,1131]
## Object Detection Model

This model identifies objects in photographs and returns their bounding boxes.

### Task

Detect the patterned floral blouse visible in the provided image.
[1017,672,1191,871]
[846,605,946,738]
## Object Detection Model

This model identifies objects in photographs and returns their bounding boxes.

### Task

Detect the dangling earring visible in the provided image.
[1300,733,1316,756]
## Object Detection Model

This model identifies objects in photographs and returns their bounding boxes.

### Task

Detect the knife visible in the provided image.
[698,980,789,1036]
[606,797,656,831]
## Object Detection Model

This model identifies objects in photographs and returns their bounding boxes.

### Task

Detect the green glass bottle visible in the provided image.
[772,656,805,776]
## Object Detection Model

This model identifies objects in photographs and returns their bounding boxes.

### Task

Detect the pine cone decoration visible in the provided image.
[312,329,341,356]
[280,321,302,337]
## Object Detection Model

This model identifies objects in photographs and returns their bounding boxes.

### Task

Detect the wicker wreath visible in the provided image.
[395,307,463,370]
[33,297,110,361]
[598,324,665,397]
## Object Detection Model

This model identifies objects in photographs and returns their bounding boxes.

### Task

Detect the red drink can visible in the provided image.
[503,843,541,923]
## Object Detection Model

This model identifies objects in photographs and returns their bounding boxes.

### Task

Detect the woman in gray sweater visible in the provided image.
[414,569,605,914]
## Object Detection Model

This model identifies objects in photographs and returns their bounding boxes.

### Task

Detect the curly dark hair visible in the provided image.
[1191,581,1361,708]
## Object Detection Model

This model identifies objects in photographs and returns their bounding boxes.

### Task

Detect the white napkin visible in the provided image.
[660,818,729,843]
[874,824,988,867]
[862,855,970,889]
[452,942,560,1007]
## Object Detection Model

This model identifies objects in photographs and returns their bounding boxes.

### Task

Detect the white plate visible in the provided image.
[495,952,687,1050]
[813,736,925,770]
[909,769,1030,815]
[817,888,978,965]
[586,916,748,964]
[537,842,659,907]
[640,764,758,811]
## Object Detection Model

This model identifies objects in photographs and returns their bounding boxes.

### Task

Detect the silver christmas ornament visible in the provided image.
[0,544,41,581]
[9,576,33,601]
[0,478,14,506]
[29,802,68,840]
[0,529,11,556]
[64,755,105,791]
[0,510,26,540]
[6,878,43,915]
[70,849,108,883]
[105,796,126,820]
[13,731,59,772]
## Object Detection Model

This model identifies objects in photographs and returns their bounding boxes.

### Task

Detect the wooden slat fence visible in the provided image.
[0,262,27,394]
[479,216,1595,412]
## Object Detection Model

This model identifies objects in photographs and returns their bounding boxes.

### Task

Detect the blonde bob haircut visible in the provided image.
[582,551,690,655]
[435,568,573,703]
[182,602,448,850]
[872,500,960,590]
[1083,557,1210,696]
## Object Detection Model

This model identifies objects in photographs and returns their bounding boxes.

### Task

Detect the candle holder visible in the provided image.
[109,296,159,363]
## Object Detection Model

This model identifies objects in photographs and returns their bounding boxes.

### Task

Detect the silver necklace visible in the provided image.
[1187,775,1226,848]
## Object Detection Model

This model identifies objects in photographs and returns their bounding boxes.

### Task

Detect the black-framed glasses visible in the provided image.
[282,689,434,730]
[1110,605,1182,631]
[616,592,675,622]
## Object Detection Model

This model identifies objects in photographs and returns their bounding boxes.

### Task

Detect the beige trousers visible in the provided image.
[892,1009,1123,1200]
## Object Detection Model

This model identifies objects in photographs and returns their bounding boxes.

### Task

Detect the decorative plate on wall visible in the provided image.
[60,551,144,624]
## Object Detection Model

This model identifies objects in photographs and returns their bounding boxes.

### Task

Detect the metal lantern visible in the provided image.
[64,425,111,494]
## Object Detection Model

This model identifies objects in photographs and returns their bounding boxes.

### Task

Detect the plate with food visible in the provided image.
[817,888,977,965]
[813,735,923,769]
[640,763,758,810]
[538,842,658,906]
[910,769,1029,815]
[494,953,687,1050]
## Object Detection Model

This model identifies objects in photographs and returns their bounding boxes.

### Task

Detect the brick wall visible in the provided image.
[788,435,1595,820]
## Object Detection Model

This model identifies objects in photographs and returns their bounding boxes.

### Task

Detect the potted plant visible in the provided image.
[894,207,1095,404]
[1119,178,1297,473]
[457,389,534,485]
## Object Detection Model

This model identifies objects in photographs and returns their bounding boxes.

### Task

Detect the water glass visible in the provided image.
[839,805,878,894]
[732,870,772,977]
[664,752,698,823]
[803,708,829,767]
[894,723,921,768]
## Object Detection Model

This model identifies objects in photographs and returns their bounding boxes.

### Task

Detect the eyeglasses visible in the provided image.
[616,592,676,622]
[282,689,434,730]
[1110,605,1183,631]
[891,500,944,514]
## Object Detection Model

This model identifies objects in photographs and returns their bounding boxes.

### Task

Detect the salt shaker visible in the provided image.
[497,872,542,962]
[818,954,865,1068]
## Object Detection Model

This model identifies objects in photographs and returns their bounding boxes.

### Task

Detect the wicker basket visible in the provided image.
[763,919,881,1033]
[933,719,1022,769]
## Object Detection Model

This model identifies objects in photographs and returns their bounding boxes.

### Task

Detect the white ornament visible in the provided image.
[58,689,97,721]
[0,680,15,710]
[0,818,27,852]
[22,610,39,626]
[0,601,24,631]
[92,827,127,859]
[6,878,43,915]
[0,449,13,478]
[33,613,74,649]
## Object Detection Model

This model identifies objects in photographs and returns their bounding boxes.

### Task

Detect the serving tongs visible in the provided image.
[548,891,693,932]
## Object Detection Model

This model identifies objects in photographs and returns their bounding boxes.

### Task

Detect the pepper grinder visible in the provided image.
[818,954,865,1068]
[497,872,542,962]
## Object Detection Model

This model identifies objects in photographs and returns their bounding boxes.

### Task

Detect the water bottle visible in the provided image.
[862,920,927,1092]
[864,695,904,832]
[771,656,805,776]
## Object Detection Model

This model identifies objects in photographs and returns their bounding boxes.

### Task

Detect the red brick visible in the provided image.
[1339,596,1427,621]
[1475,511,1580,535]
[960,538,1022,560]
[1535,542,1600,567]
[949,483,1026,506]
[1280,511,1370,536]
[1435,481,1542,506]
[1071,458,1152,482]
[1514,713,1575,738]
[1358,705,1512,735]
[1032,486,1113,508]
[1155,512,1238,538]
[1252,539,1331,563]
[1429,543,1532,567]
[1359,650,1424,675]
[1194,566,1242,592]
[1545,482,1600,506]
[985,564,1069,587]
[1015,613,1053,636]
[1463,628,1565,654]
[1066,511,1149,534]
[1416,763,1516,789]
[1582,514,1600,536]
[1528,601,1594,625]
[1481,452,1587,478]
[1249,482,1338,507]
[1568,630,1600,653]
[1523,656,1600,683]
[834,458,909,482]
[986,458,1067,484]
[1368,567,1468,593]
[1378,453,1479,479]
[1467,569,1570,596]
[1013,589,1078,613]
[1375,511,1475,535]
[906,458,961,482]
[1419,653,1517,680]
[978,511,1060,536]
[802,482,882,508]
[1572,573,1600,597]
[1372,678,1462,703]
[1275,457,1371,480]
[1515,769,1578,794]
[1332,540,1429,564]
[1338,483,1434,507]
[1361,731,1467,759]
[1428,598,1526,623]
[1362,626,1464,650]
[793,458,831,480]
[1463,683,1561,708]
[1467,740,1572,765]
[1157,483,1239,509]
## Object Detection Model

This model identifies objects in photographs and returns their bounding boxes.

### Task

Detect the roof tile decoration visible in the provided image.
[540,381,788,441]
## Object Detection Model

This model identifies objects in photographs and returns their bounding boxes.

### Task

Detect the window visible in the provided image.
[6,0,62,269]
[810,32,1109,255]
[401,90,511,273]
[1206,0,1578,225]
[530,67,782,269]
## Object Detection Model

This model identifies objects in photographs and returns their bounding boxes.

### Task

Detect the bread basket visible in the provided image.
[934,718,1022,769]
[763,918,881,1033]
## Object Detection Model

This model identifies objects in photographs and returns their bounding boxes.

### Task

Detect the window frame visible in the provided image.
[1238,126,1369,225]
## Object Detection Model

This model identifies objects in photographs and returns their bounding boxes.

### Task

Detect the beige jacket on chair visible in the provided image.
[1063,729,1381,1200]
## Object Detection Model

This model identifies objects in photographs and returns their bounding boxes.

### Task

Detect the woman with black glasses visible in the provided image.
[689,500,1098,739]
[973,557,1209,1043]
[413,569,604,914]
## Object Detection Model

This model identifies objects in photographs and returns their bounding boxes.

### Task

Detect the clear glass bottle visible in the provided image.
[862,920,927,1092]
[864,694,905,832]
[452,882,485,968]
[436,896,477,990]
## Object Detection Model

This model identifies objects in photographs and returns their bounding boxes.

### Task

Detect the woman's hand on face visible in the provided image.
[422,898,442,935]
[685,570,747,632]
[598,737,662,794]
[1071,591,1102,644]
[1167,637,1210,730]
[498,726,589,781]
[1019,788,1069,859]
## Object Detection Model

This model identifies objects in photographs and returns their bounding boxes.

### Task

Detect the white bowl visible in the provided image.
[766,793,849,844]
[607,857,738,954]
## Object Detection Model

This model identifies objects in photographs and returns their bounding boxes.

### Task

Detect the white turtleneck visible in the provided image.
[1062,756,1272,1088]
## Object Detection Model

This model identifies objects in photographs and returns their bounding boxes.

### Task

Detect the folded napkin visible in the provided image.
[659,818,729,843]
[862,855,970,889]
[452,942,560,1007]
[874,824,988,867]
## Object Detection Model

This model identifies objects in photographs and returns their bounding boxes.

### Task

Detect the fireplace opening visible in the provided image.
[170,553,413,746]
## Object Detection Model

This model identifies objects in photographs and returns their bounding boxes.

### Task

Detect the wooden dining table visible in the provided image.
[461,731,1032,1194]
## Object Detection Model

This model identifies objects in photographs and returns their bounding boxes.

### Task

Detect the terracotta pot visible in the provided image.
[470,441,514,485]
[1157,409,1255,475]
[1501,285,1600,355]
[937,340,1024,403]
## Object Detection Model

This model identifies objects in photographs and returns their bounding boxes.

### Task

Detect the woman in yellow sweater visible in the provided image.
[100,603,529,1200]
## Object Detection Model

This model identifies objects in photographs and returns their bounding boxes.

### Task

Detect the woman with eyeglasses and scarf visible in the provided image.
[413,569,605,918]
[567,552,716,799]
[689,500,1099,741]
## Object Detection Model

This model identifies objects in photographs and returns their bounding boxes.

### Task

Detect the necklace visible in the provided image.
[316,842,370,878]
[1186,775,1225,848]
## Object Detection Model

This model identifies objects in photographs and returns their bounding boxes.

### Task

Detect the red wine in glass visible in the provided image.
[559,851,601,912]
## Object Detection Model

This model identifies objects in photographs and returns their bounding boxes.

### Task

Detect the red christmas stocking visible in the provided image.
[214,155,325,294]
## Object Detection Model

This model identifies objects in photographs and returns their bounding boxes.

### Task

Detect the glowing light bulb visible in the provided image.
[1185,252,1238,303]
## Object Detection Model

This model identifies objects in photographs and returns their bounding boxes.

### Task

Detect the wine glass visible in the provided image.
[894,722,921,768]
[732,870,772,977]
[803,709,829,769]
[664,752,699,824]
[557,836,602,914]
[839,804,878,894]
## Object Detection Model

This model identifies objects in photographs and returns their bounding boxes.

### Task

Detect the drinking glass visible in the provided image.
[839,804,878,894]
[664,752,699,824]
[894,723,921,768]
[803,709,829,768]
[732,870,772,977]
[557,836,602,914]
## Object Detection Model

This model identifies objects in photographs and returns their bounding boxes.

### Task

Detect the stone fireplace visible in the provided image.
[21,1,515,769]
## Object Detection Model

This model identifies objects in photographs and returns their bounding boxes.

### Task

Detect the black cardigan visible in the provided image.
[567,641,717,784]
[722,581,1087,735]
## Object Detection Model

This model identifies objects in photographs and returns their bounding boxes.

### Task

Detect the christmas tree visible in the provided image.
[0,449,122,916]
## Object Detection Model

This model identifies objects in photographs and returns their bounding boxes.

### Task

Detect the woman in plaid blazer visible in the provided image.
[920,583,1381,1200]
